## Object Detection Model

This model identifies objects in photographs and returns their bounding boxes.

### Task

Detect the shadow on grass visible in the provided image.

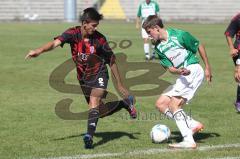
[93,131,140,147]
[169,131,220,143]
[53,131,140,147]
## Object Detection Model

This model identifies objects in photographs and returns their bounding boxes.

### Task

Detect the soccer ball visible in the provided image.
[150,124,171,143]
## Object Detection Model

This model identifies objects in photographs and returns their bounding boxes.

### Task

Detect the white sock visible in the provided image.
[166,108,198,129]
[164,108,173,119]
[144,43,150,56]
[187,117,199,129]
[164,108,195,123]
[173,109,195,143]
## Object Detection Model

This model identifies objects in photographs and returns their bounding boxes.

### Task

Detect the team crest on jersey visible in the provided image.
[90,46,95,54]
[78,52,88,60]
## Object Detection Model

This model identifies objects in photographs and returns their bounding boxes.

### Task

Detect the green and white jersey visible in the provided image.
[137,0,159,21]
[155,28,200,68]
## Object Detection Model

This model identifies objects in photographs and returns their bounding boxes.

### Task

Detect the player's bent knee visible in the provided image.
[89,97,101,109]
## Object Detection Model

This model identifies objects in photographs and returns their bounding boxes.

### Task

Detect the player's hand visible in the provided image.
[25,50,40,59]
[205,67,212,84]
[230,48,239,57]
[234,66,240,82]
[179,68,191,76]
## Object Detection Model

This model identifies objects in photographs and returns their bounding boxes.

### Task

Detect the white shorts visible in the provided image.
[162,64,204,103]
[141,28,149,39]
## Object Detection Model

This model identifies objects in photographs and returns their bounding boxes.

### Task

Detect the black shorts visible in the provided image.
[79,71,109,103]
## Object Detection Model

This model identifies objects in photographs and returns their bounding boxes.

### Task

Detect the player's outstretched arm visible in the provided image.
[225,35,239,57]
[110,62,129,98]
[25,39,62,59]
[198,43,212,83]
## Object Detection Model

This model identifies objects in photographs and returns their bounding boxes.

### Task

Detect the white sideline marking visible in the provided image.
[38,143,240,159]
[207,157,240,159]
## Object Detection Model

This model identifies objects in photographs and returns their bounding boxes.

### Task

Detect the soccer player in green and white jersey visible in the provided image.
[136,0,160,60]
[143,15,212,149]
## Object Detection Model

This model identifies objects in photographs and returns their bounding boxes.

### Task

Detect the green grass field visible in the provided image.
[0,21,240,159]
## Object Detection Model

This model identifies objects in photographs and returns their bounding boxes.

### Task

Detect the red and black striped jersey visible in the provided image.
[225,13,240,50]
[55,26,115,81]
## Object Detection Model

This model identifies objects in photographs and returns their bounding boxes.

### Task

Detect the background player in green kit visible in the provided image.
[143,15,212,149]
[136,0,160,60]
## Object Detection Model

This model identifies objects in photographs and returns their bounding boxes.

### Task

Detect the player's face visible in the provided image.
[146,27,160,41]
[146,0,151,4]
[83,20,99,35]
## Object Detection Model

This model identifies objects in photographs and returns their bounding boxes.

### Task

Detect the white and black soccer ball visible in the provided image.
[150,124,171,143]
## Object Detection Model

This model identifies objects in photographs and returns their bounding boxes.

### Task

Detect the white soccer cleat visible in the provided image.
[169,141,197,149]
[191,122,204,135]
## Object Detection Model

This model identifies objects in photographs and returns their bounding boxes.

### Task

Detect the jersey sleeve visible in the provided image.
[225,18,239,38]
[54,27,75,47]
[181,31,200,54]
[137,4,142,17]
[155,49,173,68]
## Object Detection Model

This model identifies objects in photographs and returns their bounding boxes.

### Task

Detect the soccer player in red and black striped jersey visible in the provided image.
[25,7,137,149]
[225,13,240,112]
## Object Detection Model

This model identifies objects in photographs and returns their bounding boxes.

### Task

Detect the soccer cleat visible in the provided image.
[127,95,137,119]
[191,122,204,135]
[169,141,197,149]
[83,134,93,149]
[128,105,137,119]
[234,101,240,112]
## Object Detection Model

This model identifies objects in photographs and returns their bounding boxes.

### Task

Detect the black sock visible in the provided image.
[152,50,155,56]
[87,108,99,137]
[237,85,240,101]
[98,100,129,118]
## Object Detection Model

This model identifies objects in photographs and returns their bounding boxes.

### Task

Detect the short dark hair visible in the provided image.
[142,15,164,30]
[80,7,103,23]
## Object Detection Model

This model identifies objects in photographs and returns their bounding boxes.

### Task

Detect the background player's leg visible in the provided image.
[142,28,150,60]
[151,43,156,60]
[144,41,150,60]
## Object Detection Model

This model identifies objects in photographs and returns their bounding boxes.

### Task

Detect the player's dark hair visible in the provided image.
[80,7,103,23]
[142,15,164,30]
